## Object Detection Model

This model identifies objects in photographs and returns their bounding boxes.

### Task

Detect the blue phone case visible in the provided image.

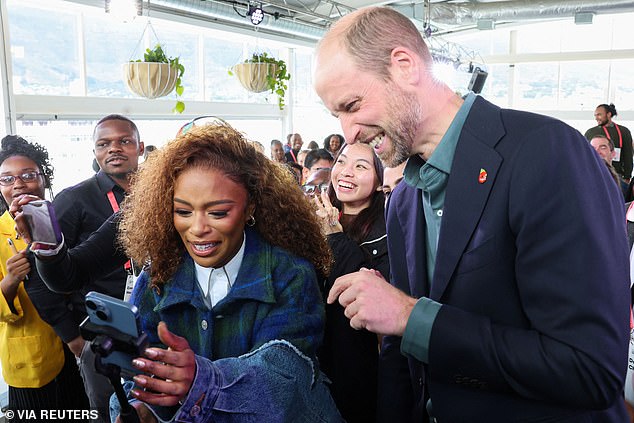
[84,291,144,379]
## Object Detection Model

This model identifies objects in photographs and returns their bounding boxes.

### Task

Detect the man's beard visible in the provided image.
[380,84,420,167]
[107,171,133,181]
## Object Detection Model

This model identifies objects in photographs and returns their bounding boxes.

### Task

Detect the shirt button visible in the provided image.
[436,210,443,217]
[201,320,208,330]
[190,405,201,416]
[372,249,378,255]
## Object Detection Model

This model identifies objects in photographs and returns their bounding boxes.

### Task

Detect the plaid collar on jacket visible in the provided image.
[131,227,325,361]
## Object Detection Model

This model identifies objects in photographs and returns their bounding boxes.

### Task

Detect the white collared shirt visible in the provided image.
[194,232,246,308]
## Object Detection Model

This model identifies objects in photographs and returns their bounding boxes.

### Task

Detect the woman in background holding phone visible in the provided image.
[313,142,388,422]
[0,135,88,415]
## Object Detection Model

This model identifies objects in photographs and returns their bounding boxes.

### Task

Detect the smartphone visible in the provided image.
[81,291,147,379]
[21,200,63,246]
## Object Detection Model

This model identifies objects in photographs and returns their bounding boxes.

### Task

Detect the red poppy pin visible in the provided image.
[478,168,487,184]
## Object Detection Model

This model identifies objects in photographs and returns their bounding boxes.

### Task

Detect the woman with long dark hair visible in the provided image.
[314,142,387,423]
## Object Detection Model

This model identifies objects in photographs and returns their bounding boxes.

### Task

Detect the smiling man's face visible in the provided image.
[314,46,416,167]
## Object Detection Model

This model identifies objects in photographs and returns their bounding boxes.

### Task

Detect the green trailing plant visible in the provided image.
[229,52,291,110]
[132,44,185,113]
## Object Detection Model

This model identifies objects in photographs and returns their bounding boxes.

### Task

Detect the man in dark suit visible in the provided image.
[315,7,630,422]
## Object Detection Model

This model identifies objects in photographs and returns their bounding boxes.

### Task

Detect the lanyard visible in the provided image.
[288,148,297,162]
[106,190,132,272]
[602,124,623,149]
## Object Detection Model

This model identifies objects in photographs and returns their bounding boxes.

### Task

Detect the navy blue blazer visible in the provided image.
[380,96,630,422]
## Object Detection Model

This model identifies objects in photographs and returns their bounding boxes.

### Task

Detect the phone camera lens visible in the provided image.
[86,300,97,310]
[96,310,109,321]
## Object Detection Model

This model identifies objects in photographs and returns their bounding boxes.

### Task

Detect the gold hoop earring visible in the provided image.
[246,215,256,227]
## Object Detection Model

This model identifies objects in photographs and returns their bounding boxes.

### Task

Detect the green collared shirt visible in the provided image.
[401,92,477,363]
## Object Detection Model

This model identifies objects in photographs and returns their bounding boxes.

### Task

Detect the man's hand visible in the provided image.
[130,322,196,407]
[327,268,417,336]
[67,336,86,358]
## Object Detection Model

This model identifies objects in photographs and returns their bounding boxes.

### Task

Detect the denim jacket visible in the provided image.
[111,229,340,421]
[131,228,324,361]
[111,340,343,422]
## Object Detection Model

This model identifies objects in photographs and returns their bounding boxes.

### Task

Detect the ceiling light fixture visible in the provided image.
[247,3,265,25]
[574,12,595,25]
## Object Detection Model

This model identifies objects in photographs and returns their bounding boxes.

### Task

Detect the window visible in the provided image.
[8,2,80,95]
[480,64,510,108]
[611,60,634,110]
[204,36,255,103]
[558,61,609,110]
[84,15,145,97]
[514,63,559,110]
[152,23,201,100]
[294,48,321,106]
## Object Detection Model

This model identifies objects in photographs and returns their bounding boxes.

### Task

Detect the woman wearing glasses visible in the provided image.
[0,135,88,416]
[313,142,387,423]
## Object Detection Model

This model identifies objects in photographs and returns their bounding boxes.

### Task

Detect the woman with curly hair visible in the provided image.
[114,123,340,422]
[26,123,340,421]
[0,135,88,416]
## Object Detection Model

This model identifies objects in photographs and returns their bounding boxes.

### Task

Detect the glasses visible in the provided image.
[302,183,329,195]
[177,116,229,137]
[0,172,42,186]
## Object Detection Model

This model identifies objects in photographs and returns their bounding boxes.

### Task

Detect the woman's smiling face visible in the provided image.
[331,143,379,214]
[173,167,253,268]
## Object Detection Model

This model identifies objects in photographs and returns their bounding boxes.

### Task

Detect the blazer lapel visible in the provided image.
[431,99,504,300]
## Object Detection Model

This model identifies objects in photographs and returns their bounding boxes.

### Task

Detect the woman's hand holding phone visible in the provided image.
[9,194,43,244]
[130,322,196,407]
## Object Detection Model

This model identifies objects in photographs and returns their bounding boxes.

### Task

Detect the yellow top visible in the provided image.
[0,211,64,388]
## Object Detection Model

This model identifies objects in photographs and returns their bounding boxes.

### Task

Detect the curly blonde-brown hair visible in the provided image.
[119,124,332,286]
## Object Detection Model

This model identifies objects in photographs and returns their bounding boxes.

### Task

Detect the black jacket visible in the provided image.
[318,214,388,423]
[51,171,128,323]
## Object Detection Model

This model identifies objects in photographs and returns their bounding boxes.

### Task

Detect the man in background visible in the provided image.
[52,114,144,422]
[303,148,334,184]
[590,134,628,197]
[585,103,633,182]
[285,133,304,163]
[382,160,407,200]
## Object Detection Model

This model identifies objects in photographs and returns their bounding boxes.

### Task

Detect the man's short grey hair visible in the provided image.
[322,7,433,81]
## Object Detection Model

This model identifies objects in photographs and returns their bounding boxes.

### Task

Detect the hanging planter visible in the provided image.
[232,62,278,93]
[124,44,185,113]
[229,52,290,110]
[123,61,178,99]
